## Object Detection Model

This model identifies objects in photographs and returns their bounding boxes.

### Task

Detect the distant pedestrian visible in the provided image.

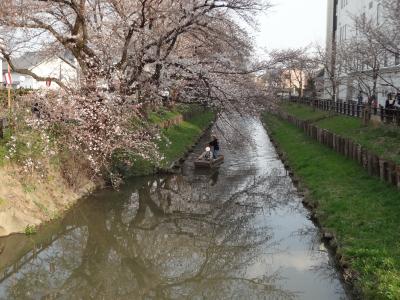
[372,97,378,115]
[31,102,41,118]
[396,92,400,105]
[385,97,390,109]
[369,94,377,105]
[357,91,363,105]
[386,94,394,109]
[385,94,395,121]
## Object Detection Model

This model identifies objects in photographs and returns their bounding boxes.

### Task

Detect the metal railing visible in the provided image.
[288,96,400,126]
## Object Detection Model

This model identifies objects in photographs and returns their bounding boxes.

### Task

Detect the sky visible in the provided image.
[254,0,328,52]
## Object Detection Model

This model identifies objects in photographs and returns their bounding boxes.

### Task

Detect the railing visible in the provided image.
[288,96,400,126]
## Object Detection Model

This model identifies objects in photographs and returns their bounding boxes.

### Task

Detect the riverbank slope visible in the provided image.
[0,105,215,237]
[263,112,400,299]
[282,102,400,165]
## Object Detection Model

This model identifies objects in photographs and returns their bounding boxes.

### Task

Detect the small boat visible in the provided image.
[194,155,224,168]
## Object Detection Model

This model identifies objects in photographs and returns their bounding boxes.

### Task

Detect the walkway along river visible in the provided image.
[0,116,348,299]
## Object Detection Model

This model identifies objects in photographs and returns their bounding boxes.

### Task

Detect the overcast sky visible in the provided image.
[254,0,328,52]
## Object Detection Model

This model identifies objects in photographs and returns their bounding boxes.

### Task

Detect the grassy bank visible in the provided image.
[0,128,11,166]
[282,103,400,165]
[0,104,215,236]
[157,109,214,165]
[263,112,400,299]
[149,104,215,166]
[113,105,215,177]
[282,102,331,121]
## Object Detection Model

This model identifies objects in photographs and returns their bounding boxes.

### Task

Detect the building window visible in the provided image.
[383,52,388,67]
[377,3,382,25]
[339,26,344,41]
[339,24,348,42]
[369,1,373,9]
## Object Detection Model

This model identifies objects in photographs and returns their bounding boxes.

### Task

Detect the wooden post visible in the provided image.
[7,85,11,111]
[388,162,397,186]
[372,155,380,177]
[379,159,388,182]
[396,166,400,189]
[362,148,368,169]
[344,138,349,157]
[357,144,363,164]
[367,152,373,176]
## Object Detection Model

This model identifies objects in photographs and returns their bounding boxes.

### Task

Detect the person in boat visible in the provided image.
[209,135,220,159]
[199,146,212,161]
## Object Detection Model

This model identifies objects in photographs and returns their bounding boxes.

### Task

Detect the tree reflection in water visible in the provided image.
[1,117,346,300]
[292,225,345,289]
[0,169,298,300]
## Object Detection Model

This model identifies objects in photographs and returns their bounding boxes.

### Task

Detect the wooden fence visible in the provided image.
[276,111,400,189]
[289,97,400,126]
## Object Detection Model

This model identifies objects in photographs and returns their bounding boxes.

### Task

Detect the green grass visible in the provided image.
[263,113,400,299]
[24,224,37,235]
[282,103,331,121]
[0,128,12,166]
[315,116,400,165]
[148,108,181,124]
[158,110,214,166]
[112,105,215,177]
[281,103,400,165]
[22,182,37,194]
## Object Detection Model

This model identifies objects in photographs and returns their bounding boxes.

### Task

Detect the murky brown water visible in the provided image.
[0,116,348,299]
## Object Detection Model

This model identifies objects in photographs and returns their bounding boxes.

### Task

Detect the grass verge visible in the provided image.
[263,112,400,299]
[281,102,400,165]
[113,105,215,177]
[282,102,331,121]
[157,109,214,166]
[0,128,11,166]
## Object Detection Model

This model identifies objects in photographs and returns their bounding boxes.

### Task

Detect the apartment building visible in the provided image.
[325,0,400,105]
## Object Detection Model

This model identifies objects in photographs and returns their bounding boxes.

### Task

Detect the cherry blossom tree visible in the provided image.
[260,48,320,104]
[0,0,272,181]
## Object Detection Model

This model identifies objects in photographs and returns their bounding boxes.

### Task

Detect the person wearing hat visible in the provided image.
[209,135,220,159]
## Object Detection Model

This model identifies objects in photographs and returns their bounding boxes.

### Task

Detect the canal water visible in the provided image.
[0,116,348,299]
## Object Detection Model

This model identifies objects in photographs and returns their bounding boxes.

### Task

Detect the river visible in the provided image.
[0,116,348,299]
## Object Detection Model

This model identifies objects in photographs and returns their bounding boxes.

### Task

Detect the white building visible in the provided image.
[325,0,400,105]
[1,52,78,89]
